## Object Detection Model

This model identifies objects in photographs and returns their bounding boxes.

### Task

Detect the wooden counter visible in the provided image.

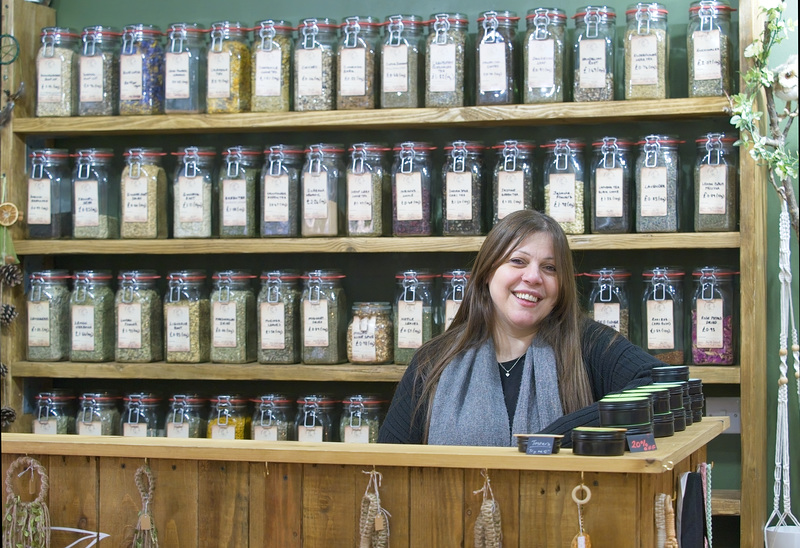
[2,417,727,547]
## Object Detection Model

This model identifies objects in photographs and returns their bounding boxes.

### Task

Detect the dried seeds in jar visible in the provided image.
[301,270,347,364]
[258,271,301,364]
[115,270,163,363]
[347,142,389,236]
[590,137,633,234]
[391,142,435,236]
[337,16,379,110]
[491,140,535,227]
[381,15,423,108]
[635,135,682,233]
[340,395,384,443]
[27,270,71,362]
[476,11,519,105]
[26,148,72,240]
[206,21,251,114]
[688,0,734,98]
[33,390,76,435]
[79,26,120,116]
[572,6,616,102]
[164,270,210,363]
[294,18,337,111]
[172,146,217,238]
[642,267,685,364]
[219,146,261,238]
[251,20,293,112]
[442,141,485,236]
[210,270,257,364]
[542,138,586,234]
[694,133,737,232]
[425,13,468,107]
[261,145,303,237]
[70,270,115,362]
[251,394,294,441]
[624,3,669,100]
[586,268,631,339]
[37,27,79,117]
[165,23,207,114]
[523,9,566,103]
[166,394,207,438]
[119,24,164,115]
[347,302,393,364]
[72,148,120,239]
[77,391,121,436]
[301,144,344,237]
[394,270,436,365]
[120,147,168,239]
[207,395,250,440]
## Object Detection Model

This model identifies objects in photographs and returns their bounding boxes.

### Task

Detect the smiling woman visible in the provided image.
[379,210,662,447]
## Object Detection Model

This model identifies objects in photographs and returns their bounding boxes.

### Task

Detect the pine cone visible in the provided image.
[0,303,17,326]
[0,361,7,377]
[0,264,22,287]
[1,406,16,428]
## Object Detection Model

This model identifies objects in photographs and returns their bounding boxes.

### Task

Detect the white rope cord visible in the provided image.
[764,202,800,545]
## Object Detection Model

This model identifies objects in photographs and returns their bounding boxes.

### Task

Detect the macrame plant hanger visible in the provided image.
[473,469,502,548]
[764,200,800,547]
[2,456,51,548]
[132,463,159,548]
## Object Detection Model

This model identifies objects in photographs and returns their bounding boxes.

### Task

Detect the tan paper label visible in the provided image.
[640,167,668,217]
[297,49,323,96]
[207,51,232,98]
[263,175,290,222]
[527,39,555,88]
[595,168,624,217]
[27,302,50,347]
[303,300,329,347]
[260,302,286,349]
[37,57,63,102]
[697,298,724,348]
[71,305,96,351]
[548,173,577,223]
[630,34,659,85]
[339,47,367,96]
[578,39,607,88]
[348,172,373,221]
[212,302,238,348]
[593,302,621,332]
[382,44,409,93]
[397,301,423,348]
[222,179,247,227]
[646,300,675,349]
[122,176,149,223]
[395,172,423,221]
[120,54,143,100]
[479,42,507,93]
[446,172,473,220]
[27,179,52,224]
[693,30,722,81]
[698,165,728,215]
[80,56,104,102]
[255,49,282,97]
[429,43,457,92]
[165,52,191,99]
[166,305,191,352]
[74,180,100,227]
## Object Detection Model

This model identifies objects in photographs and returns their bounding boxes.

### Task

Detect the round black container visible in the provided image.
[683,398,693,426]
[673,409,687,432]
[653,412,675,437]
[653,382,685,410]
[572,427,627,456]
[652,365,690,382]
[688,378,703,395]
[626,386,671,414]
[691,393,704,423]
[613,421,654,437]
[599,396,652,426]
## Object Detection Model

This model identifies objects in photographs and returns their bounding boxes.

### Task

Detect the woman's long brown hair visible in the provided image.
[413,210,594,442]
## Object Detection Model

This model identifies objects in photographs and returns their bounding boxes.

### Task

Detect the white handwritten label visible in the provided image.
[646,300,675,349]
[548,173,576,223]
[117,303,142,349]
[303,299,329,347]
[303,171,328,220]
[207,51,232,98]
[165,52,191,99]
[298,425,323,442]
[497,171,524,219]
[445,300,461,331]
[37,57,63,102]
[446,172,473,220]
[27,302,50,347]
[640,167,668,217]
[122,176,149,223]
[397,301,423,348]
[594,302,621,332]
[263,174,289,222]
[382,44,408,93]
[34,419,58,435]
[71,305,96,351]
[27,179,51,224]
[698,165,727,215]
[429,43,456,92]
[166,305,191,352]
[260,302,286,349]
[579,39,607,88]
[222,179,247,227]
[347,172,373,221]
[211,424,236,440]
[340,47,366,96]
[630,35,659,86]
[74,180,100,227]
[692,30,722,81]
[253,425,279,441]
[697,298,723,348]
[255,49,282,97]
[527,39,555,88]
[479,42,507,93]
[395,172,423,221]
[595,168,624,217]
[212,302,238,348]
[79,56,104,103]
[178,176,205,223]
[167,423,190,439]
[351,315,377,362]
[297,49,323,96]
[78,421,103,436]
[123,423,148,438]
[344,425,371,443]
[120,54,143,100]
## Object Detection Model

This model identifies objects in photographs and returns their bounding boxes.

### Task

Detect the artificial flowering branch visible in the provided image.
[728,1,799,240]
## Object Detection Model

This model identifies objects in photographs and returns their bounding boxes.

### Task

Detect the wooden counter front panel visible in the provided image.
[1,452,698,547]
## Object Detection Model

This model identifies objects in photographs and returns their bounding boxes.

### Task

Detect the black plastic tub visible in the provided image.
[572,427,627,456]
[598,396,652,426]
[653,411,675,437]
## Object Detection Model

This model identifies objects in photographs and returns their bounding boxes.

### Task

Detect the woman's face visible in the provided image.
[487,232,560,341]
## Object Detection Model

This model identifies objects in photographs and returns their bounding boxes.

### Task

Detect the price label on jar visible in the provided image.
[444,300,461,331]
[74,180,100,227]
[351,315,377,362]
[630,35,659,86]
[124,423,148,437]
[120,54,144,100]
[167,422,190,439]
[165,52,191,100]
[33,419,58,435]
[382,45,408,93]
[640,167,668,217]
[548,173,577,223]
[37,57,63,103]
[593,303,621,333]
[177,176,206,223]
[27,301,51,347]
[212,302,238,348]
[339,47,366,96]
[78,421,103,436]
[166,305,192,352]
[122,176,149,223]
[80,56,105,103]
[692,30,722,81]
[595,168,624,218]
[397,301,423,349]
[117,303,143,349]
[303,300,330,347]
[254,49,282,97]
[527,39,555,89]
[446,172,473,221]
[578,39,606,88]
[479,42,507,94]
[260,302,286,349]
[221,179,247,227]
[395,172,423,221]
[211,424,236,440]
[646,300,675,349]
[298,425,323,442]
[347,173,373,222]
[698,165,728,215]
[296,49,324,97]
[27,179,52,225]
[497,171,524,219]
[263,175,290,222]
[303,172,328,220]
[428,43,457,93]
[253,425,279,441]
[207,51,232,99]
[696,298,723,348]
[344,425,370,444]
[71,305,96,352]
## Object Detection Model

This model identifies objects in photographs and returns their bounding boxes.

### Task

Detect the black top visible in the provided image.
[378,319,661,446]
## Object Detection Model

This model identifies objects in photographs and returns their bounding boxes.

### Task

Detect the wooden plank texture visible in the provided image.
[464,468,520,548]
[302,464,357,547]
[373,466,410,548]
[410,467,465,547]
[47,455,100,546]
[198,461,250,548]
[251,461,303,548]
[98,457,144,546]
[152,458,199,548]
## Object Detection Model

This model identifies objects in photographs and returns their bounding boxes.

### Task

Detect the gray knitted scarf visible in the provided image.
[428,336,563,447]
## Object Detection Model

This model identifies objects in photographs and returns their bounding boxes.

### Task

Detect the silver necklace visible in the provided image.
[498,355,524,377]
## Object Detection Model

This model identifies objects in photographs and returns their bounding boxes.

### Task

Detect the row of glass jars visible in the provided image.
[32,390,385,442]
[25,268,469,366]
[585,265,737,365]
[26,133,738,241]
[36,3,733,117]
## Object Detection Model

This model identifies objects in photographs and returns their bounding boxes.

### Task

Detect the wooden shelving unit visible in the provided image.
[0,0,767,544]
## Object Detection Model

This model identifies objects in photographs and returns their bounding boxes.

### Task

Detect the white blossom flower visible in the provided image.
[760,0,785,11]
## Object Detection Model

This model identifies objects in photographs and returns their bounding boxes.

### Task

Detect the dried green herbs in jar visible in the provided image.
[635,135,682,233]
[491,140,535,227]
[70,270,115,362]
[27,270,71,362]
[164,270,210,363]
[346,143,389,236]
[251,394,295,441]
[210,270,257,364]
[78,26,120,116]
[301,270,347,364]
[572,7,616,102]
[294,18,337,111]
[542,138,586,235]
[72,148,120,239]
[687,0,734,97]
[381,15,423,108]
[37,27,79,117]
[166,394,207,438]
[251,20,292,112]
[425,13,468,107]
[206,21,251,113]
[172,146,217,238]
[261,145,304,237]
[77,391,121,436]
[258,271,301,364]
[475,10,519,106]
[694,133,738,232]
[442,141,485,236]
[394,270,436,365]
[337,16,379,110]
[340,395,384,443]
[347,302,394,364]
[624,3,669,100]
[115,270,163,363]
[586,268,631,340]
[120,148,168,239]
[523,8,566,104]
[33,390,76,435]
[219,146,261,238]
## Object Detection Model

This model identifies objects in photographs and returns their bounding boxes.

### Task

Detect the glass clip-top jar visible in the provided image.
[122,392,164,437]
[586,267,631,339]
[691,266,736,365]
[340,394,385,443]
[295,394,338,442]
[347,301,393,364]
[642,266,685,365]
[207,394,250,440]
[251,393,294,441]
[33,389,76,435]
[166,393,207,438]
[394,270,437,365]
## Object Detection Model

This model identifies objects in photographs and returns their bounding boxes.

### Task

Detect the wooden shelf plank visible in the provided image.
[712,489,742,516]
[11,98,730,137]
[14,233,740,256]
[688,366,741,385]
[12,361,408,382]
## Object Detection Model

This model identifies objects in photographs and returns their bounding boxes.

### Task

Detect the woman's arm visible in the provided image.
[378,357,427,444]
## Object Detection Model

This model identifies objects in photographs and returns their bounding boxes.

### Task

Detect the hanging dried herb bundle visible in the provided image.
[132,464,159,548]
[473,470,502,548]
[358,469,389,548]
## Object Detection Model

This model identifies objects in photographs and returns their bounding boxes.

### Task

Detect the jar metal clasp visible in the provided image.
[76,152,92,180]
[451,270,467,302]
[83,27,98,57]
[502,140,519,172]
[601,137,619,169]
[481,12,499,44]
[399,142,416,174]
[698,1,715,32]
[349,396,364,429]
[554,139,571,171]
[267,272,282,303]
[308,144,323,175]
[301,20,320,50]
[259,398,275,427]
[169,24,187,53]
[210,23,224,53]
[652,268,669,301]
[216,395,232,426]
[171,395,187,425]
[30,152,46,180]
[433,14,451,45]
[303,397,319,428]
[351,144,367,175]
[73,272,89,303]
[183,146,200,178]
[635,6,653,35]
[584,10,601,39]
[226,147,243,178]
[644,136,661,168]
[599,269,614,303]
[308,271,322,303]
[127,148,144,179]
[387,16,404,47]
[451,141,467,173]
[127,395,143,424]
[533,9,551,40]
[705,133,724,166]
[268,146,285,176]
[259,21,276,52]
[343,17,361,49]
[700,267,717,300]
[402,271,419,302]
[121,27,135,56]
